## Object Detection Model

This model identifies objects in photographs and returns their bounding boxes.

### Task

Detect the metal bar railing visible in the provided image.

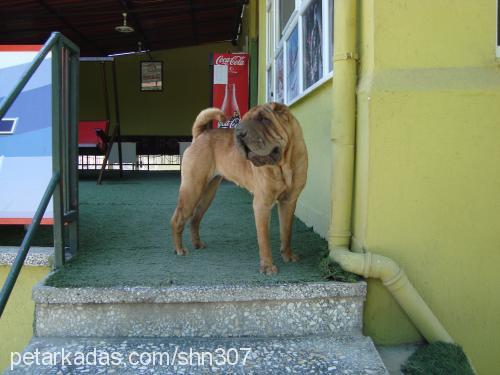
[0,32,80,317]
[0,173,60,316]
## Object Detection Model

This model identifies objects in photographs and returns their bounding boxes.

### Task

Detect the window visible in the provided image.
[328,0,334,71]
[266,0,334,105]
[279,0,295,35]
[266,66,273,101]
[266,2,274,66]
[497,0,500,57]
[275,49,285,103]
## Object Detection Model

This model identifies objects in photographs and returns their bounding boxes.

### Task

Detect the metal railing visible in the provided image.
[0,32,80,317]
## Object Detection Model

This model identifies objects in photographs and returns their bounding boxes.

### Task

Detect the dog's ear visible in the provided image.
[269,102,288,113]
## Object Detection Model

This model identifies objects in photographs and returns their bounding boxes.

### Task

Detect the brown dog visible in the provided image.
[171,103,308,274]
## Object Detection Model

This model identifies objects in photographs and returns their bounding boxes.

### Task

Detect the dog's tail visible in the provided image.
[192,108,226,141]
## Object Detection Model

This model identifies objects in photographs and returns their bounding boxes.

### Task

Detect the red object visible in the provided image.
[0,218,53,225]
[78,121,109,146]
[0,45,42,51]
[212,53,249,128]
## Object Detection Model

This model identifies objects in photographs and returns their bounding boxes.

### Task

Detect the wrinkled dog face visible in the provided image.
[235,103,290,167]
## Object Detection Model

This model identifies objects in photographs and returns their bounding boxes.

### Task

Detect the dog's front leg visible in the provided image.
[253,196,277,275]
[278,198,300,262]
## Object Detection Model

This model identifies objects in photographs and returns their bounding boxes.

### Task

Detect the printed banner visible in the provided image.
[0,46,53,225]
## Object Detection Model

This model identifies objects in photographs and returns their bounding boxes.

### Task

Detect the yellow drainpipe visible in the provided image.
[328,0,454,345]
[329,0,358,250]
[331,249,453,343]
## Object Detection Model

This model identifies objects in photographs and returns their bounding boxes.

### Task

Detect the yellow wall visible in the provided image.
[80,42,236,136]
[257,0,332,238]
[0,266,49,372]
[289,84,333,237]
[355,0,500,373]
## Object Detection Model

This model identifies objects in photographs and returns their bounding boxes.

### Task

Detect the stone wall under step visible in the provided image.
[33,281,366,338]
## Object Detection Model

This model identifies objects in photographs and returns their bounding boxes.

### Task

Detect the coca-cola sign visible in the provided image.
[215,55,246,66]
[212,53,248,129]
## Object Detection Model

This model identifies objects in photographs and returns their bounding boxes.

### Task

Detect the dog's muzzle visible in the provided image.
[235,121,281,167]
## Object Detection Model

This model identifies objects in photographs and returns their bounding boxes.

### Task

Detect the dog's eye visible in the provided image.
[260,117,271,125]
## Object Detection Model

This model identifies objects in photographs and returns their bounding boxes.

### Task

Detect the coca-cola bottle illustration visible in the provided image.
[218,83,240,128]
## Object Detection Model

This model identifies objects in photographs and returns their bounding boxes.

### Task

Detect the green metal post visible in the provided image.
[52,39,65,269]
[68,48,80,256]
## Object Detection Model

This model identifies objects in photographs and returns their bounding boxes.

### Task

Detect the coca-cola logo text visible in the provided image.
[218,117,240,129]
[215,55,246,66]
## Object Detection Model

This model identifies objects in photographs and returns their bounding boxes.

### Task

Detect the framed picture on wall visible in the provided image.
[140,61,163,91]
[286,25,299,102]
[303,0,323,89]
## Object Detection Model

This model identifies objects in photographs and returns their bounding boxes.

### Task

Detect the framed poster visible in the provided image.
[286,24,299,102]
[303,0,323,89]
[140,61,163,91]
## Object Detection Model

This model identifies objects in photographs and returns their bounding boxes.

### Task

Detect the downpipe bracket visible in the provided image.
[333,52,359,62]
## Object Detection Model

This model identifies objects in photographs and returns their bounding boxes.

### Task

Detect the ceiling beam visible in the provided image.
[2,2,243,20]
[36,0,105,55]
[188,0,199,45]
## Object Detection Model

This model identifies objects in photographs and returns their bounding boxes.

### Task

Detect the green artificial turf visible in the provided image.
[45,172,331,287]
[401,342,474,375]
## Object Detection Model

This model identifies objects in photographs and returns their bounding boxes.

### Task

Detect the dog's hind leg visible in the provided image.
[171,181,206,255]
[190,175,223,249]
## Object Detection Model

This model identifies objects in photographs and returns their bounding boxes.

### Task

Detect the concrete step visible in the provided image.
[33,281,366,338]
[6,335,388,374]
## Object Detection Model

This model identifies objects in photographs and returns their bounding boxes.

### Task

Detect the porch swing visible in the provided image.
[78,56,123,184]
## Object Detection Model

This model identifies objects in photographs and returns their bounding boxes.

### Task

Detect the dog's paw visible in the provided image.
[260,263,278,275]
[281,251,299,263]
[193,240,207,249]
[174,248,189,256]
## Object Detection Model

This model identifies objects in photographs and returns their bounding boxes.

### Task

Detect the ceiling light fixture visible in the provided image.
[115,12,134,33]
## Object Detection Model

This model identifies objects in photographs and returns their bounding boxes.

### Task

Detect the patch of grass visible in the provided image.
[318,252,362,283]
[402,342,474,375]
